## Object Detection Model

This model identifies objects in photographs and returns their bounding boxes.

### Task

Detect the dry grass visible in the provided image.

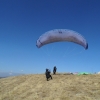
[0,73,100,100]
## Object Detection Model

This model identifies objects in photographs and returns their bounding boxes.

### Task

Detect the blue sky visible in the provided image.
[0,0,100,74]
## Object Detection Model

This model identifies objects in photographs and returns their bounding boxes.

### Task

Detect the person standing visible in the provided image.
[53,66,57,75]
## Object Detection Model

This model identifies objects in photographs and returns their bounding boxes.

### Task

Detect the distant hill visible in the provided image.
[0,71,24,78]
[0,77,6,79]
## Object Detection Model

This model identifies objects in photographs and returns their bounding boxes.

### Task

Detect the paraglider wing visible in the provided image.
[36,29,88,49]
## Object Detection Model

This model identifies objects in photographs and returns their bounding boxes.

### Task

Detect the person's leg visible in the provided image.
[46,76,49,81]
[50,75,52,79]
[53,70,55,74]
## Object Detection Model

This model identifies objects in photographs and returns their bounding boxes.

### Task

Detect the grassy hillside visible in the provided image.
[0,74,100,100]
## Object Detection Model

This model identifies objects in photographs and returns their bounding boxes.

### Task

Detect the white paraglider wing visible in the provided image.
[36,29,88,49]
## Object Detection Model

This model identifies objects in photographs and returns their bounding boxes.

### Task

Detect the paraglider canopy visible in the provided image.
[36,29,88,50]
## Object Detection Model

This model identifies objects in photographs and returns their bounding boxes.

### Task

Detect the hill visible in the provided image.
[0,74,100,100]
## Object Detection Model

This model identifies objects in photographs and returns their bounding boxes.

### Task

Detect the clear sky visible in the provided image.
[0,0,100,74]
